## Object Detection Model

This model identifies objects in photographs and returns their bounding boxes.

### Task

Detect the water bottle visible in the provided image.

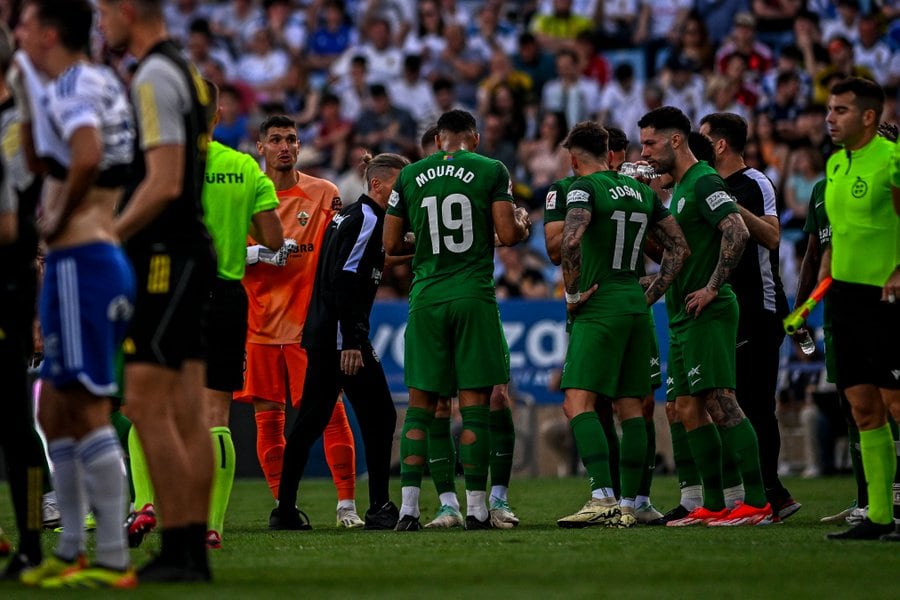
[797,330,816,355]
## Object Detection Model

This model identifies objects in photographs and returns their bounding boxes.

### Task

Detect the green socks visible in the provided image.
[459,406,490,492]
[489,408,515,489]
[128,427,154,508]
[570,412,613,494]
[400,407,434,489]
[619,417,648,501]
[670,422,701,489]
[686,423,725,511]
[209,426,236,535]
[719,419,767,507]
[637,418,656,497]
[860,424,897,525]
[427,417,457,495]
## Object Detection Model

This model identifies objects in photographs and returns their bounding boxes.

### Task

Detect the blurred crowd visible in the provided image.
[72,0,900,298]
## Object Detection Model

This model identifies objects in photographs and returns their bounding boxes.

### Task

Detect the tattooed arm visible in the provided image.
[561,207,597,311]
[685,212,749,316]
[644,215,691,305]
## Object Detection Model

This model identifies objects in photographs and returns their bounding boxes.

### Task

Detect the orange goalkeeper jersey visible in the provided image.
[243,171,342,344]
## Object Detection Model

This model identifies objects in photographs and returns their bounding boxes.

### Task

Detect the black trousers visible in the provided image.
[0,268,48,561]
[735,310,787,499]
[279,344,397,511]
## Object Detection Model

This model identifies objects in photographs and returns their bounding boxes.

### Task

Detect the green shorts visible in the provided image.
[666,299,738,401]
[561,312,651,399]
[405,298,509,394]
[648,311,661,390]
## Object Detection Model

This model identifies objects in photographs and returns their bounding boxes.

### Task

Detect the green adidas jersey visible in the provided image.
[666,161,740,325]
[202,141,279,281]
[565,171,669,319]
[825,135,899,287]
[803,179,829,249]
[387,149,514,308]
[543,175,577,224]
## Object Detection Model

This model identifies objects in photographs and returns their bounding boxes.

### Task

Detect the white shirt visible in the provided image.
[641,0,692,40]
[331,44,404,86]
[388,79,437,126]
[541,78,602,127]
[854,41,895,85]
[236,50,290,88]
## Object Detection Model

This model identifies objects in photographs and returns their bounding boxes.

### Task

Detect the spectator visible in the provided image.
[164,0,212,46]
[212,84,252,152]
[698,74,751,123]
[752,112,789,185]
[439,0,473,27]
[760,44,813,107]
[259,0,308,56]
[479,111,519,172]
[661,55,705,124]
[282,63,322,128]
[695,0,750,45]
[722,53,762,109]
[540,49,600,129]
[403,0,446,67]
[751,0,803,52]
[821,0,862,44]
[782,145,824,231]
[634,0,692,76]
[595,0,640,49]
[210,0,262,48]
[477,50,534,117]
[428,23,486,109]
[306,0,357,84]
[854,12,895,85]
[421,77,469,134]
[354,84,418,157]
[574,30,611,88]
[597,62,644,140]
[487,83,529,144]
[309,93,354,177]
[359,0,415,45]
[335,145,371,207]
[389,55,438,134]
[330,16,404,87]
[185,18,236,81]
[812,36,874,105]
[513,32,558,97]
[794,104,834,156]
[715,12,775,82]
[333,55,371,122]
[468,2,519,57]
[517,111,570,195]
[530,0,593,53]
[761,71,804,142]
[657,12,716,73]
[236,27,291,101]
[794,9,829,79]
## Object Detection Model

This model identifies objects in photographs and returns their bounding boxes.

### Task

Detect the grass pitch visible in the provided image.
[1,475,897,598]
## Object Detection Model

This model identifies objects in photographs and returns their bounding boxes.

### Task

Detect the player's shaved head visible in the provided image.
[638,106,692,136]
[562,121,609,160]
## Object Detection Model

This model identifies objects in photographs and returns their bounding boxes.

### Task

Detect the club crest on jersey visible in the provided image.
[332,197,343,211]
[545,190,557,210]
[851,177,867,198]
[297,211,310,226]
[705,191,734,211]
[676,197,686,213]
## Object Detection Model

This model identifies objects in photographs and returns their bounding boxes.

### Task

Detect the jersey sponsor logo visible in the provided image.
[332,213,348,227]
[107,295,134,322]
[851,177,868,198]
[688,364,702,386]
[705,191,734,211]
[414,164,475,187]
[666,376,675,390]
[545,190,557,210]
[676,197,685,213]
[205,172,245,184]
[388,190,399,207]
[297,210,310,226]
[567,189,590,204]
[332,197,342,211]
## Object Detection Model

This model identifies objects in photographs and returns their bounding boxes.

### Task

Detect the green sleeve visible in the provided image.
[565,180,595,214]
[491,160,514,204]
[650,193,670,224]
[251,161,279,214]
[695,173,739,227]
[543,180,567,223]
[802,179,825,236]
[386,169,408,220]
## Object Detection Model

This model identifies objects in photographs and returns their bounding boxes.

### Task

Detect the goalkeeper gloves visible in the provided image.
[247,238,299,267]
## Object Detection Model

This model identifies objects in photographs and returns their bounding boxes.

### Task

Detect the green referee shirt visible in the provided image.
[201,140,279,281]
[825,135,899,287]
[892,136,900,188]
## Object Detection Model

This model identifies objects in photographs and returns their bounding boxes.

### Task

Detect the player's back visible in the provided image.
[390,149,513,309]
[243,171,341,344]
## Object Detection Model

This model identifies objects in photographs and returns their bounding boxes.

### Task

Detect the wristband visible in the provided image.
[565,291,582,304]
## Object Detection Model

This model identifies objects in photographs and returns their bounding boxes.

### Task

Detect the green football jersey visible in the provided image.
[543,175,577,224]
[825,135,899,287]
[202,141,278,281]
[666,161,740,325]
[387,149,514,308]
[892,135,900,188]
[803,179,829,249]
[565,171,670,319]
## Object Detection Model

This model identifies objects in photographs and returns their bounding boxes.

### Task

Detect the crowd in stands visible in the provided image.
[101,0,900,299]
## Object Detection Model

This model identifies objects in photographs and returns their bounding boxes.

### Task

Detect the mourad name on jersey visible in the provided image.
[414,164,476,187]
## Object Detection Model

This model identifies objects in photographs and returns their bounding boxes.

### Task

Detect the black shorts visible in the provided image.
[125,246,215,369]
[205,278,248,392]
[830,280,900,390]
